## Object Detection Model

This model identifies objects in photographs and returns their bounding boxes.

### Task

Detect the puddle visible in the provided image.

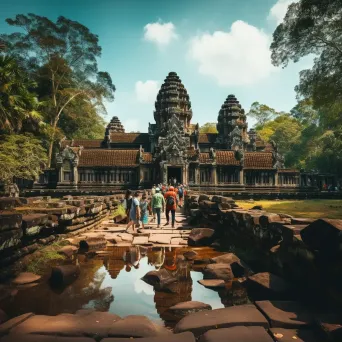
[0,246,250,327]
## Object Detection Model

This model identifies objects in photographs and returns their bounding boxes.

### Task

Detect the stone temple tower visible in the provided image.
[105,116,125,135]
[216,94,249,150]
[153,71,193,136]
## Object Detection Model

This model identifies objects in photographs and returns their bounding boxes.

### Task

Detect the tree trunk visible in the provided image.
[47,117,59,168]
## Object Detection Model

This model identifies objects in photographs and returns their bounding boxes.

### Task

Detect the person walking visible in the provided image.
[126,191,141,232]
[178,185,184,207]
[139,194,149,228]
[164,186,177,228]
[151,185,156,196]
[151,187,165,228]
[123,190,133,224]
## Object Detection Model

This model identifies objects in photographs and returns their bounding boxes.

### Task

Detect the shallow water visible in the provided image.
[0,246,249,326]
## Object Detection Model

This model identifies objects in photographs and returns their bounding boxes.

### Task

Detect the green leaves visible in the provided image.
[199,123,218,133]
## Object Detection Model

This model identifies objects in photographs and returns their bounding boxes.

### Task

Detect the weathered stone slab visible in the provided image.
[22,214,48,228]
[0,313,34,336]
[12,272,41,285]
[270,328,319,342]
[188,228,215,246]
[247,272,292,297]
[198,279,225,288]
[0,198,20,210]
[132,236,150,245]
[142,269,177,289]
[315,313,342,342]
[102,332,195,342]
[169,301,212,317]
[149,234,172,245]
[0,213,22,231]
[300,218,342,254]
[198,326,274,342]
[259,214,282,228]
[203,263,234,281]
[0,229,22,251]
[170,237,188,245]
[174,305,269,337]
[57,245,78,258]
[255,301,314,328]
[108,315,171,338]
[210,253,240,264]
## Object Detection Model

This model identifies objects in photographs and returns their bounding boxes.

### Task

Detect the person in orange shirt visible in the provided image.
[164,186,177,228]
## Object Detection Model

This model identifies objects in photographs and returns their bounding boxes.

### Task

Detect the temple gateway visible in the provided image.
[39,72,334,192]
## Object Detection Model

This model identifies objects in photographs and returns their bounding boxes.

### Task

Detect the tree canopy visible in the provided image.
[1,14,115,166]
[199,122,218,133]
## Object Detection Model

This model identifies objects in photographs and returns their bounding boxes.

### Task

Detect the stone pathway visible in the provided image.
[75,211,191,248]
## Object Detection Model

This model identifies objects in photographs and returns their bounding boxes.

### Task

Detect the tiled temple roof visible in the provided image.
[78,150,139,167]
[142,152,153,163]
[199,153,210,164]
[244,152,274,169]
[217,151,240,166]
[110,133,150,144]
[199,133,217,144]
[61,139,103,149]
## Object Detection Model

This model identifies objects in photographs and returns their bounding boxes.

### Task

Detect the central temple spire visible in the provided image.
[154,71,192,135]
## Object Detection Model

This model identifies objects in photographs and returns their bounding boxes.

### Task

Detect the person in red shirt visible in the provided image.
[164,186,177,228]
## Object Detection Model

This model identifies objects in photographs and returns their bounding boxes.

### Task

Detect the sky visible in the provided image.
[0,0,311,131]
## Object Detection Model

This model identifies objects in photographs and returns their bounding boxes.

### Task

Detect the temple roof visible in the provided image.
[243,152,274,169]
[142,152,153,163]
[110,133,150,144]
[217,151,240,165]
[78,150,139,167]
[61,139,103,149]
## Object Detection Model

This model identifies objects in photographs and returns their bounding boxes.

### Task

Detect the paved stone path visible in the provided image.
[74,210,191,248]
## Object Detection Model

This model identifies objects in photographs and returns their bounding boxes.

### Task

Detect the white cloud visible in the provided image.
[123,119,140,133]
[268,0,299,25]
[135,80,159,104]
[188,20,275,86]
[143,21,178,46]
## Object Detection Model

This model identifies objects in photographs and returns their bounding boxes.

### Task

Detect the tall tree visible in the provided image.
[199,122,218,133]
[1,14,115,166]
[0,134,47,185]
[0,55,41,132]
[247,102,279,128]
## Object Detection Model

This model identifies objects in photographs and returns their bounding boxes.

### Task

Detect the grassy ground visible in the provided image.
[236,199,342,219]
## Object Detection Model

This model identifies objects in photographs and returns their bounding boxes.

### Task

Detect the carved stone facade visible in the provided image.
[40,71,315,192]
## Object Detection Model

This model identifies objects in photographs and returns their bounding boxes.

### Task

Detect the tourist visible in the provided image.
[123,189,133,224]
[123,246,141,271]
[173,177,177,186]
[151,187,165,228]
[139,194,149,228]
[151,185,156,196]
[164,186,177,228]
[178,185,184,207]
[126,191,141,232]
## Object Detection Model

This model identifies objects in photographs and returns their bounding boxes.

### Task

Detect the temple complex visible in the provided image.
[39,72,334,192]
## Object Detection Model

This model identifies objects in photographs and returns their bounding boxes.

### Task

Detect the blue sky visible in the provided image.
[0,0,310,131]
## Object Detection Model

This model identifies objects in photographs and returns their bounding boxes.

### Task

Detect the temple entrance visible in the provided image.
[167,167,182,185]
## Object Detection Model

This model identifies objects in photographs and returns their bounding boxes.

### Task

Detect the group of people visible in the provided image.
[122,184,187,232]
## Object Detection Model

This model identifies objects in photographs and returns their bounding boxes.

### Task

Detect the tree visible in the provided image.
[271,0,342,110]
[199,123,218,133]
[247,102,278,128]
[0,134,47,184]
[1,14,115,166]
[0,55,41,132]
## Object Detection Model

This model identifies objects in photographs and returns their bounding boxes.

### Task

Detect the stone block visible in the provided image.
[270,328,319,342]
[174,305,269,337]
[22,214,49,229]
[315,313,342,342]
[198,279,225,288]
[282,225,307,244]
[199,326,274,342]
[203,263,234,281]
[259,214,282,228]
[0,313,34,336]
[255,301,314,328]
[210,253,240,264]
[12,272,41,285]
[188,228,215,246]
[247,272,292,299]
[169,301,212,316]
[291,218,315,225]
[50,265,80,286]
[300,218,342,255]
[0,198,20,210]
[0,229,22,251]
[198,194,211,203]
[0,212,22,231]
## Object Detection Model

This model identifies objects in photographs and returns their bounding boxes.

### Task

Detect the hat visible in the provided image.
[169,186,174,191]
[155,187,160,192]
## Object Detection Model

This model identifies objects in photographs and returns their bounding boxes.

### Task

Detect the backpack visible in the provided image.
[127,197,133,210]
[166,195,175,206]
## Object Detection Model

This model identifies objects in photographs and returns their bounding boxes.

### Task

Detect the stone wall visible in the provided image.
[0,194,124,278]
[185,192,342,307]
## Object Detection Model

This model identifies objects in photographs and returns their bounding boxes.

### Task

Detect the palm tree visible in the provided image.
[0,55,42,132]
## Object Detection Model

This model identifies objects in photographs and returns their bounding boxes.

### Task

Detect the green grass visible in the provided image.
[236,199,342,219]
[26,241,67,275]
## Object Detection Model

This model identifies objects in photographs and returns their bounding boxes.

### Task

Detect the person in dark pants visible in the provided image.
[151,188,165,228]
[164,186,177,228]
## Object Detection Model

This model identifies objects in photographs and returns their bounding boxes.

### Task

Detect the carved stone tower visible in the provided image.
[106,116,125,135]
[154,72,193,136]
[216,94,249,150]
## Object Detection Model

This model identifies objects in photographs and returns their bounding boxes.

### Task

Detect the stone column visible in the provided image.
[195,165,200,185]
[274,172,278,186]
[211,166,217,185]
[239,168,244,185]
[73,165,78,185]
